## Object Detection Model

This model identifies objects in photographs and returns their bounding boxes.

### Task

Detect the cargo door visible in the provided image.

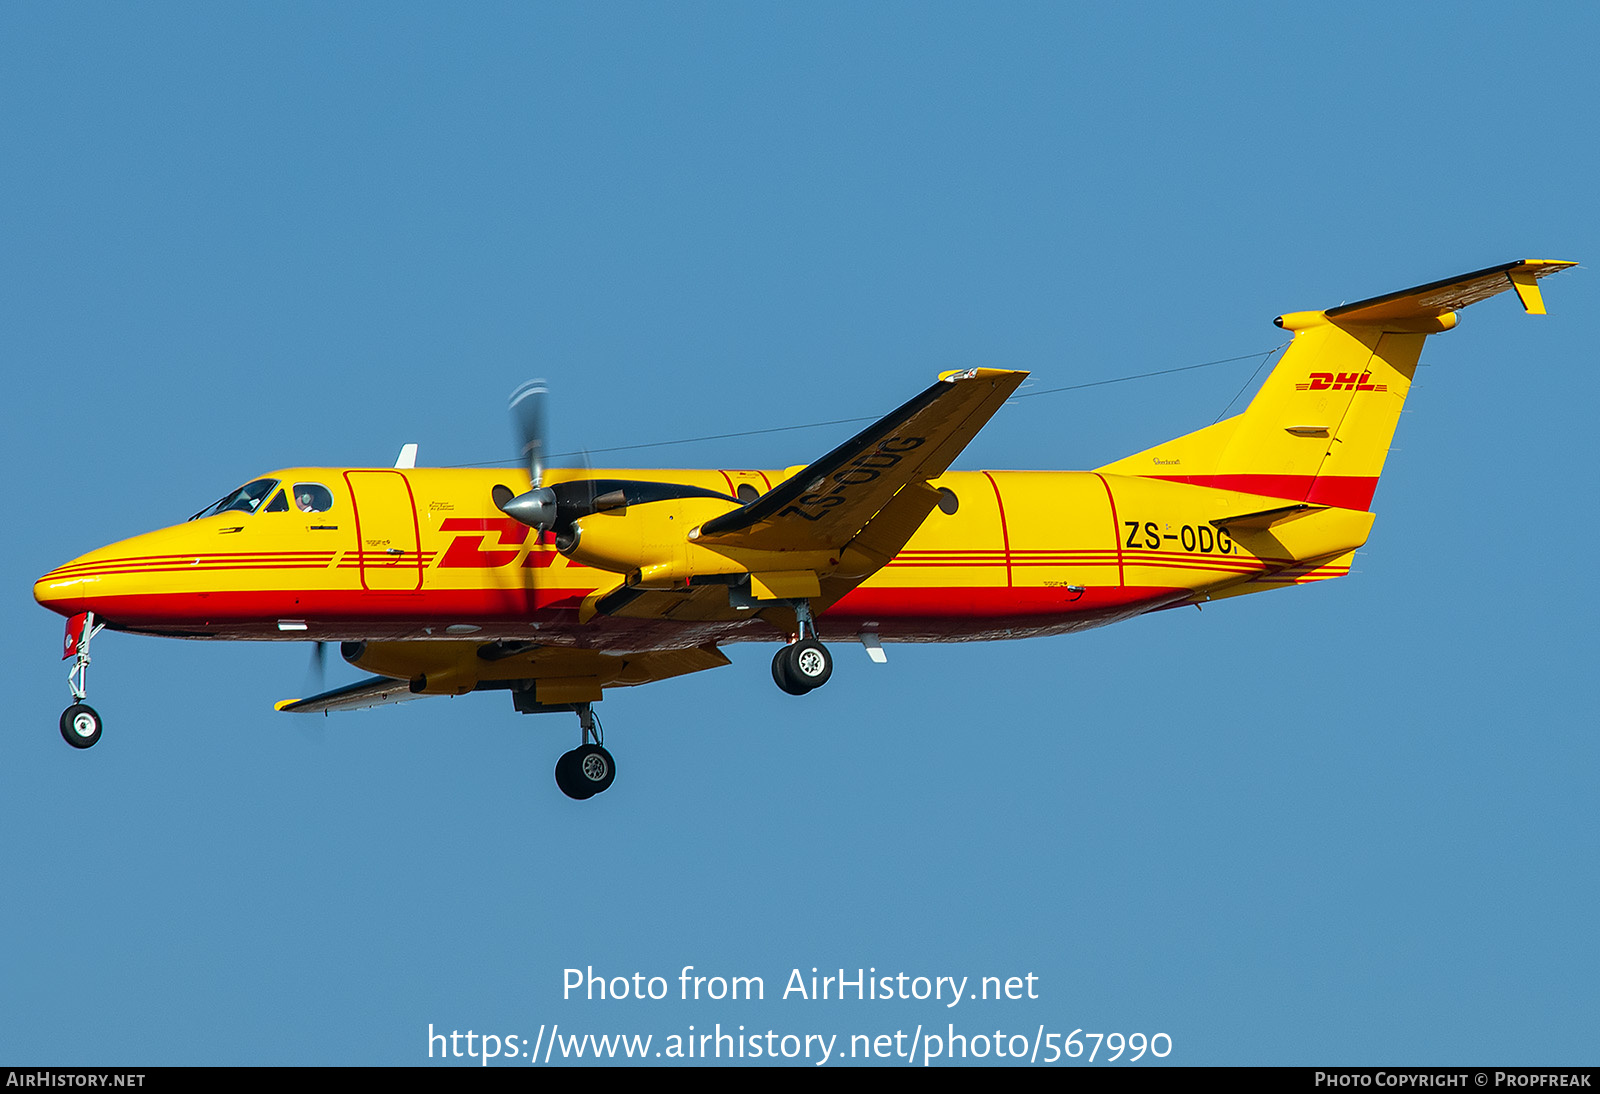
[344,470,423,592]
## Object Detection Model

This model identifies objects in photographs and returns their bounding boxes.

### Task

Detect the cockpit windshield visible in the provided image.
[189,478,280,521]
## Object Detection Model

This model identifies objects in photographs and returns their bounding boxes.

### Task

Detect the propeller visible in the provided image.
[305,640,328,693]
[499,380,558,531]
[292,640,330,743]
[496,381,611,549]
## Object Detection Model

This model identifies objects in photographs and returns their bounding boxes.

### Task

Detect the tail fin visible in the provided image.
[1097,259,1575,509]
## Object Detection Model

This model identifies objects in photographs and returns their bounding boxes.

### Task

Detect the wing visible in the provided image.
[276,642,731,712]
[274,675,423,714]
[590,368,1026,623]
[695,367,1026,553]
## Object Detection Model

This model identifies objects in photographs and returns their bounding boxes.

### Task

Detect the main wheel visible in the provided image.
[772,645,811,696]
[554,750,594,799]
[60,703,103,749]
[788,638,833,690]
[573,744,616,794]
[555,744,616,799]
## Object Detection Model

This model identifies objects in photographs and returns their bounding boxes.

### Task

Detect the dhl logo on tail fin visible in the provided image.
[1098,259,1575,511]
[1296,372,1387,393]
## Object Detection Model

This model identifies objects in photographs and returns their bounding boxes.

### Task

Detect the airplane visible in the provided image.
[34,259,1574,799]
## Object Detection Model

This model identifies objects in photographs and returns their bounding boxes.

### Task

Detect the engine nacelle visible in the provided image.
[562,496,740,582]
[563,497,845,593]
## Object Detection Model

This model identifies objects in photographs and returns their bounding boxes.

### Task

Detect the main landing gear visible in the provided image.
[554,703,616,801]
[770,599,834,696]
[60,612,106,749]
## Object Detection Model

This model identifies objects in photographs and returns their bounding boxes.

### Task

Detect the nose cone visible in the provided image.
[35,544,122,619]
[34,522,200,623]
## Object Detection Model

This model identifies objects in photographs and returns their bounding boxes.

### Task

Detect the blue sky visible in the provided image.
[4,2,1596,1066]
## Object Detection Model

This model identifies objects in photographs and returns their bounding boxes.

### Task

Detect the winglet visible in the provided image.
[938,367,1021,383]
[1506,268,1548,314]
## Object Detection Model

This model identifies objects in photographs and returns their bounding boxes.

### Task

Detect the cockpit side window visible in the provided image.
[263,490,289,513]
[190,478,280,521]
[291,483,334,513]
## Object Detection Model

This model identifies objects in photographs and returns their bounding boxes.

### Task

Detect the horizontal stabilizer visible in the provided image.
[275,675,422,714]
[1323,259,1575,324]
[1211,504,1323,531]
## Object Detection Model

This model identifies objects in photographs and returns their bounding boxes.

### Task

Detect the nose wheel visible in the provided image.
[60,703,103,749]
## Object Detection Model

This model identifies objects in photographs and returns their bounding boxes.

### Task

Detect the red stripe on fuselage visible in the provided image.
[46,583,1194,643]
[1145,473,1379,511]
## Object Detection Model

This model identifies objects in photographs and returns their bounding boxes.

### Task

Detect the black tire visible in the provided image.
[60,703,103,749]
[788,638,833,690]
[555,745,615,799]
[772,645,811,696]
[554,749,596,800]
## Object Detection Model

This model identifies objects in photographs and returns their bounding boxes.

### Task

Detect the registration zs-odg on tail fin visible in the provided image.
[34,259,1575,799]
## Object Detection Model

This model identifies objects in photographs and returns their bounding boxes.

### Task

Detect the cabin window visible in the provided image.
[291,483,334,513]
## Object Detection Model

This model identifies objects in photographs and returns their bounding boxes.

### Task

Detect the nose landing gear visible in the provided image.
[59,612,106,749]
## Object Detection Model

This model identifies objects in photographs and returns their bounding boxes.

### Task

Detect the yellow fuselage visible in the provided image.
[34,464,1366,649]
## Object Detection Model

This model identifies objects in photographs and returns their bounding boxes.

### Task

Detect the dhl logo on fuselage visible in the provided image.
[1295,371,1389,392]
[437,518,573,569]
